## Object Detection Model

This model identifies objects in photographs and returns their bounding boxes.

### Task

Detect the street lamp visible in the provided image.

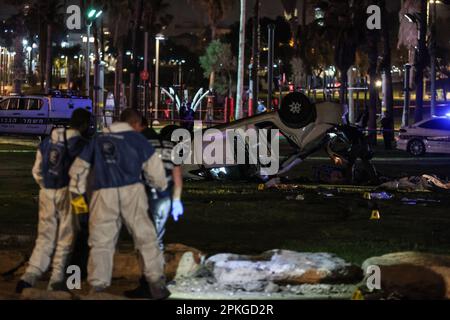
[154,33,165,125]
[85,8,102,97]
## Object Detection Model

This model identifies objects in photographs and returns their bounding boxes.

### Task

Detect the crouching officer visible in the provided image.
[16,109,92,293]
[139,119,184,249]
[69,108,170,300]
[124,119,184,299]
[326,125,379,185]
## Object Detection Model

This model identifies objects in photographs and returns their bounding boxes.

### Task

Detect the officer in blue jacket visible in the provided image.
[16,108,92,293]
[69,108,169,299]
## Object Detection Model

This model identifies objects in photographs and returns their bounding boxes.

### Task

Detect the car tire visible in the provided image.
[407,139,426,156]
[278,92,316,129]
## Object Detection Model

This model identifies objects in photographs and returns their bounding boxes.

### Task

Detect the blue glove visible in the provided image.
[171,200,184,222]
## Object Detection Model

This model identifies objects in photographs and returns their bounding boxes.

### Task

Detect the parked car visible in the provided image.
[0,91,93,138]
[397,117,450,156]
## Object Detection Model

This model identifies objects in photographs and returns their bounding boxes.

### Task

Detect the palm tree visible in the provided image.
[104,0,133,115]
[5,1,28,94]
[366,23,379,145]
[379,0,394,149]
[321,1,365,106]
[30,0,64,92]
[190,0,234,90]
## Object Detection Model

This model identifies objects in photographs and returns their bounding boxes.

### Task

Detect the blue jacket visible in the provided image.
[78,123,157,191]
[33,128,88,189]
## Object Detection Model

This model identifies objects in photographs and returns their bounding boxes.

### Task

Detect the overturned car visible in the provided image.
[169,92,377,184]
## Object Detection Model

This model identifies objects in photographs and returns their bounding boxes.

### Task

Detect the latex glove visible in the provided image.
[171,200,184,222]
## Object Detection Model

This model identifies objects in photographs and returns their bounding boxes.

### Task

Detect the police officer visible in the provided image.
[16,108,92,293]
[326,125,379,185]
[124,119,184,299]
[140,119,184,249]
[69,108,170,299]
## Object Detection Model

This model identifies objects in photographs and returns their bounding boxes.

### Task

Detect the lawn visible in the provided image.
[1,144,450,266]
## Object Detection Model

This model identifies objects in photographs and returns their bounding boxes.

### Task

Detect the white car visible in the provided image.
[0,91,94,138]
[397,117,450,156]
[178,92,347,181]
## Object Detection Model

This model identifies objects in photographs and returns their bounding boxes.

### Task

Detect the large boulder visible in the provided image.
[0,251,26,277]
[206,250,362,289]
[112,244,205,281]
[361,252,450,300]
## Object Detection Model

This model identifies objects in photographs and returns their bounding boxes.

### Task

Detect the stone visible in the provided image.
[21,288,73,300]
[206,250,362,288]
[112,244,205,281]
[164,244,205,281]
[0,251,26,277]
[264,282,280,293]
[362,251,450,300]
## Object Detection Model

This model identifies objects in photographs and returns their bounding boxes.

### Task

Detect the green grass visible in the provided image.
[2,144,450,266]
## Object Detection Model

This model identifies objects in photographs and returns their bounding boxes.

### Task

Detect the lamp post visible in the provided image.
[154,33,165,125]
[85,8,102,98]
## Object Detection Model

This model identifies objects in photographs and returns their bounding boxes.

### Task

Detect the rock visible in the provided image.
[264,282,280,293]
[112,244,205,281]
[164,244,205,281]
[361,252,450,300]
[21,288,73,300]
[0,251,26,277]
[206,250,362,288]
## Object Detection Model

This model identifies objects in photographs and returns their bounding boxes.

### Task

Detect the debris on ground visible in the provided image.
[379,175,450,192]
[286,194,305,201]
[363,192,393,200]
[400,198,441,205]
[313,165,346,185]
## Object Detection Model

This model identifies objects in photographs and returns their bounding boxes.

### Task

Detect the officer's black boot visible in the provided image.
[123,276,152,299]
[15,280,32,294]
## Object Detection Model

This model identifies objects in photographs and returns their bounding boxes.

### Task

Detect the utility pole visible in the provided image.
[85,23,91,97]
[402,64,411,127]
[235,0,247,120]
[144,31,149,117]
[250,0,260,117]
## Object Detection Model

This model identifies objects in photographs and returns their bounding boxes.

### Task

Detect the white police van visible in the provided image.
[0,91,94,137]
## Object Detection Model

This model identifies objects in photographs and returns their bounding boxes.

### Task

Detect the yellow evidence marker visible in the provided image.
[370,210,381,220]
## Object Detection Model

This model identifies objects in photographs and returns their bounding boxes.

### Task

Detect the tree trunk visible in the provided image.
[251,0,260,114]
[235,0,246,120]
[414,0,427,123]
[45,24,52,94]
[380,0,394,149]
[130,0,143,109]
[12,36,25,94]
[114,43,124,119]
[367,29,379,146]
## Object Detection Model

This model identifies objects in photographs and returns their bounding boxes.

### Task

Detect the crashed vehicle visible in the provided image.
[173,92,377,183]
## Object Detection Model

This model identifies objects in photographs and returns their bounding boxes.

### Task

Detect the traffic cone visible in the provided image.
[363,192,371,200]
[370,210,381,220]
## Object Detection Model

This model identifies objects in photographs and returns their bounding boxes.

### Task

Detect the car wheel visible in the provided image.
[407,139,426,156]
[278,92,316,129]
